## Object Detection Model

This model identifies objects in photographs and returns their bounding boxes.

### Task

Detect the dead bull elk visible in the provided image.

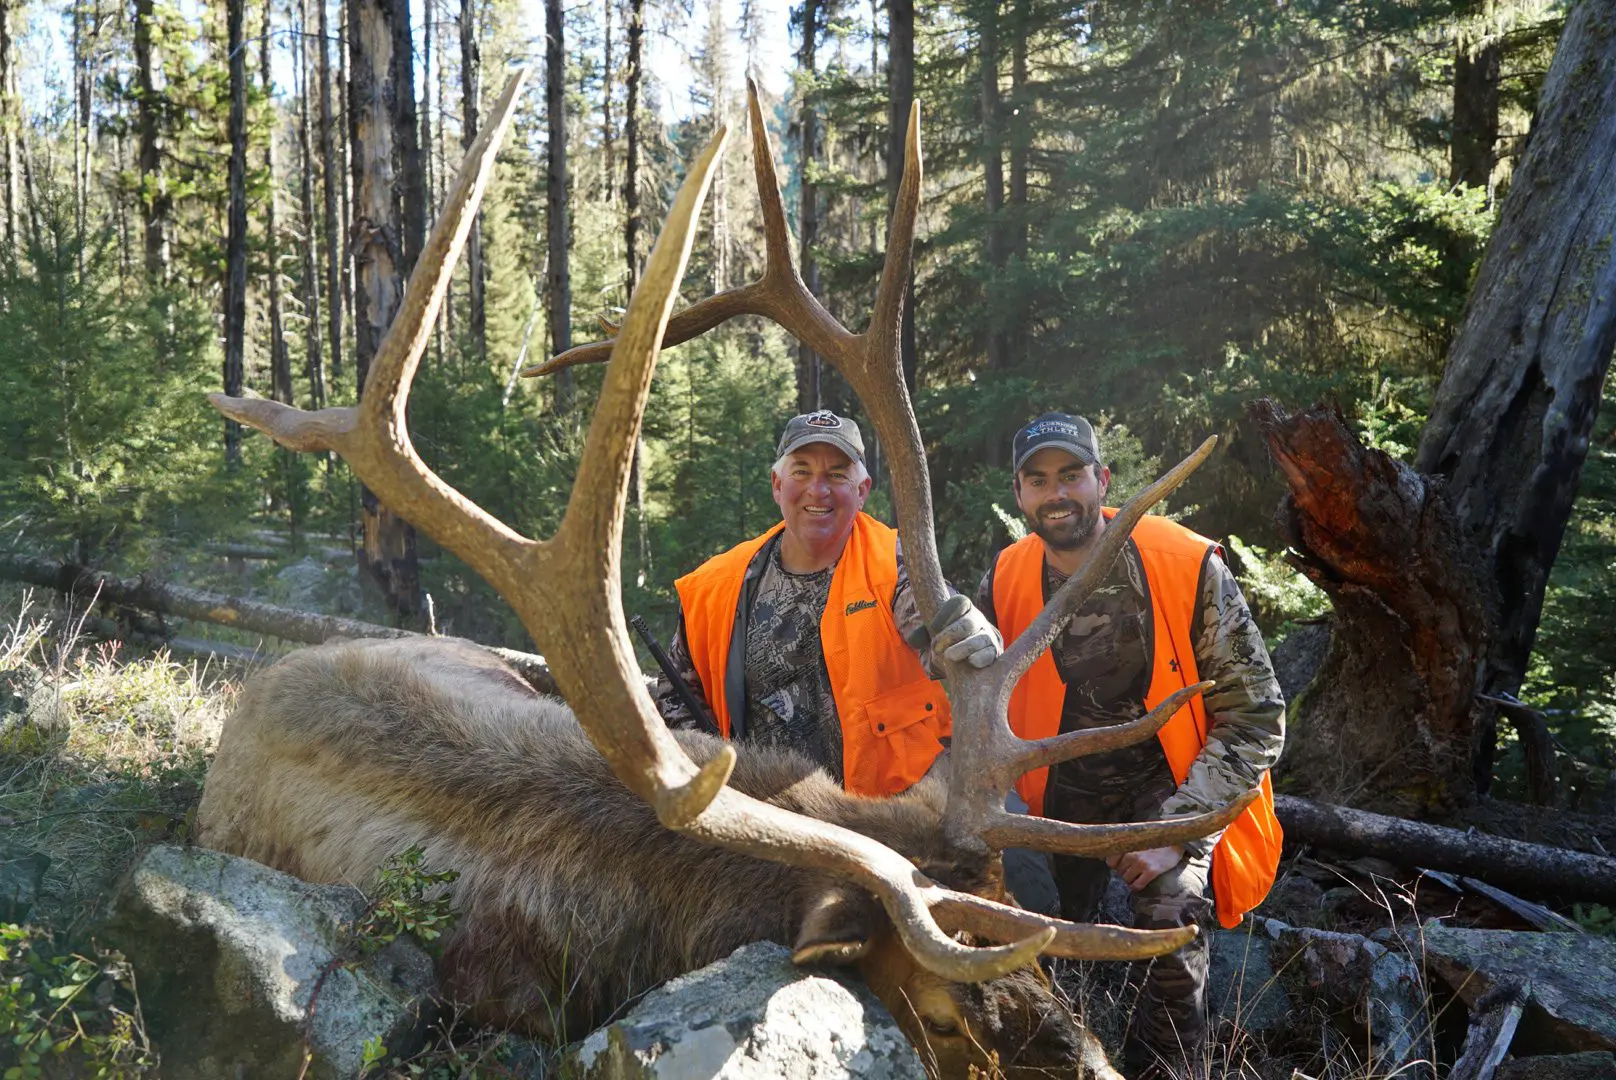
[202,68,1256,1077]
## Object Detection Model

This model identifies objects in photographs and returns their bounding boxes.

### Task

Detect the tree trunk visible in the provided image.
[317,0,345,386]
[623,0,642,290]
[546,0,573,411]
[132,0,168,278]
[602,0,615,204]
[887,0,916,393]
[0,0,16,259]
[393,0,424,277]
[1251,400,1490,815]
[794,0,821,413]
[978,0,1008,379]
[1415,0,1616,782]
[350,0,421,617]
[262,0,292,406]
[297,0,327,408]
[223,0,249,464]
[460,0,485,362]
[1007,0,1028,262]
[1451,33,1502,199]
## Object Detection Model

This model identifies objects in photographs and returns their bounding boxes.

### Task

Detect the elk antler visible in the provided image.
[525,81,1259,958]
[212,69,1187,983]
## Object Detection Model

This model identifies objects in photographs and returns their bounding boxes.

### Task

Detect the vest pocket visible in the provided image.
[859,678,948,794]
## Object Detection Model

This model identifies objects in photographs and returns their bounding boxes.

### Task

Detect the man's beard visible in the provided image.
[1028,500,1101,551]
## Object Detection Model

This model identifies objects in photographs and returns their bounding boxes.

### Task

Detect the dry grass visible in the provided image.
[1,588,230,930]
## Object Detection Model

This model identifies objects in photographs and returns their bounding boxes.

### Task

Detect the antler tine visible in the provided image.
[931,893,1198,960]
[747,75,798,281]
[868,101,921,364]
[211,69,534,581]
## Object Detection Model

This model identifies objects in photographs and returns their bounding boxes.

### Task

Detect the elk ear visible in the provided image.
[791,886,878,966]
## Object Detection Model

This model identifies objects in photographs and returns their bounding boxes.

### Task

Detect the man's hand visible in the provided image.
[928,597,1003,669]
[1106,845,1185,892]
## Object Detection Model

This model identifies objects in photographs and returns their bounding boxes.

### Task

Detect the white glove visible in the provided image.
[928,596,1003,669]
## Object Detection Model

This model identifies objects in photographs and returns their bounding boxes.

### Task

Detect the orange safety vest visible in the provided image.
[991,512,1282,928]
[675,512,952,796]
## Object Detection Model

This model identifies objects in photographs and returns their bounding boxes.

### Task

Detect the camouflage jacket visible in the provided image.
[978,538,1284,855]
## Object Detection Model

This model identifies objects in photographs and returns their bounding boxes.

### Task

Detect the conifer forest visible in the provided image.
[2,0,1616,1070]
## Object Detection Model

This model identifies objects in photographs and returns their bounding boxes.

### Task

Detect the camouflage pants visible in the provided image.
[1053,846,1213,1072]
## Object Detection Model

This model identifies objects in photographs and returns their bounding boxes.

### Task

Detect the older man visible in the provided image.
[652,410,999,796]
[979,412,1285,1077]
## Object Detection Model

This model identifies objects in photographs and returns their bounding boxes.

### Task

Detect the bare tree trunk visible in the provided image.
[794,0,821,413]
[546,0,573,412]
[223,0,249,464]
[262,0,292,406]
[350,0,421,617]
[297,0,327,407]
[317,0,346,385]
[886,0,915,393]
[132,0,168,278]
[433,2,452,356]
[1416,0,1616,775]
[394,0,424,277]
[460,0,485,362]
[338,0,354,350]
[0,0,19,258]
[421,0,433,224]
[623,0,642,290]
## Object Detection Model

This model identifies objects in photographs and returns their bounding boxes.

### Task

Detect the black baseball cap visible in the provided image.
[776,410,866,466]
[1012,413,1101,473]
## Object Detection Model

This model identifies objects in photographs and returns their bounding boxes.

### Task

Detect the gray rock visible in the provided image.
[98,844,440,1080]
[1495,1051,1616,1080]
[0,846,49,922]
[1421,924,1616,1055]
[1208,923,1293,1035]
[1269,923,1431,1076]
[566,941,926,1079]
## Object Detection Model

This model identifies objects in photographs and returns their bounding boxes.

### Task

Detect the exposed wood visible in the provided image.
[1277,795,1616,904]
[0,553,559,694]
[1415,0,1616,736]
[1251,400,1490,814]
[1450,980,1529,1080]
[1458,877,1586,934]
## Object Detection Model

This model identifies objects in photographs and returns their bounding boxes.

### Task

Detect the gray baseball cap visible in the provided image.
[1012,413,1101,473]
[776,410,866,466]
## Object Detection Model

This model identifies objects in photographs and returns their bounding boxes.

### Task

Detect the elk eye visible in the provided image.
[923,1015,961,1037]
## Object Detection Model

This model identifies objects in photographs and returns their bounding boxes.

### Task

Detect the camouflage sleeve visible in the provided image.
[650,610,717,731]
[1159,550,1286,854]
[891,536,955,679]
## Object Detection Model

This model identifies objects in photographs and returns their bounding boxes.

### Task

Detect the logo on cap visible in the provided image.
[804,411,840,428]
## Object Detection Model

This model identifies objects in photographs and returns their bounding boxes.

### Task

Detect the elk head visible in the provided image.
[212,69,1255,1078]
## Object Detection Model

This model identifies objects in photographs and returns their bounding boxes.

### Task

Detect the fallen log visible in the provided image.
[0,553,560,695]
[1276,795,1616,905]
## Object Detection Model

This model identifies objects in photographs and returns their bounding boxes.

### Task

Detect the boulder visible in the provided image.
[98,844,440,1080]
[565,941,926,1079]
[1495,1051,1616,1080]
[1421,924,1616,1055]
[1207,923,1293,1035]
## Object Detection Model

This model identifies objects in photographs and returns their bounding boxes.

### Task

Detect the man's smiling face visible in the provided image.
[772,442,871,567]
[1014,447,1110,552]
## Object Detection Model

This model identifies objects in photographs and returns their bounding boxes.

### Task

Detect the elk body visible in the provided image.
[198,635,1109,1077]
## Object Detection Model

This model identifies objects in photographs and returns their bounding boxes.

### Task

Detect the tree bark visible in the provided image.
[223,0,249,464]
[1451,33,1502,198]
[350,0,421,617]
[393,0,424,277]
[1276,794,1616,905]
[794,0,821,413]
[1007,0,1028,262]
[0,553,560,695]
[460,0,485,362]
[601,0,615,204]
[262,0,292,406]
[132,0,168,278]
[0,0,16,259]
[887,0,916,393]
[317,0,345,385]
[623,0,642,290]
[297,0,327,408]
[1250,400,1490,814]
[546,0,573,411]
[1415,0,1616,755]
